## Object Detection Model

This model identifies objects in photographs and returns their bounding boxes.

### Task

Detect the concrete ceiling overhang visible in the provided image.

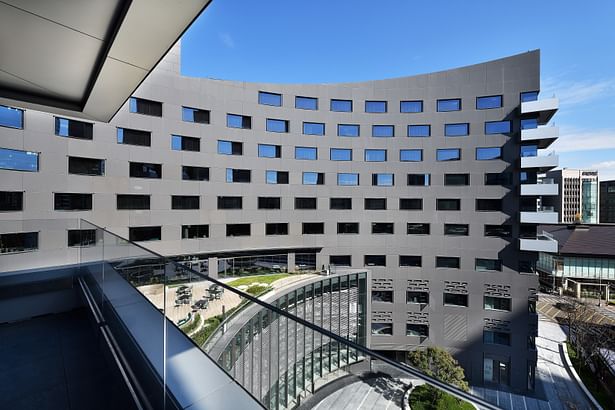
[0,0,211,122]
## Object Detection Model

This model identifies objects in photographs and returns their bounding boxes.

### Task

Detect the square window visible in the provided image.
[338,124,360,137]
[372,125,394,137]
[365,149,387,162]
[400,100,423,113]
[476,147,502,160]
[296,96,318,110]
[400,149,422,162]
[476,95,502,110]
[365,101,387,113]
[436,256,460,268]
[0,105,24,129]
[372,173,394,186]
[295,146,317,160]
[337,173,359,186]
[445,123,469,137]
[266,118,289,133]
[330,148,352,161]
[303,122,325,135]
[437,99,461,112]
[436,148,461,161]
[182,106,210,124]
[408,125,430,137]
[258,91,282,106]
[485,121,511,134]
[331,99,352,112]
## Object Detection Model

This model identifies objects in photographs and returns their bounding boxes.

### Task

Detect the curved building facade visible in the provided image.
[0,43,559,392]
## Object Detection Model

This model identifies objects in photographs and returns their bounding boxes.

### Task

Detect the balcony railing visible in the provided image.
[521,97,558,124]
[521,126,559,149]
[0,219,502,410]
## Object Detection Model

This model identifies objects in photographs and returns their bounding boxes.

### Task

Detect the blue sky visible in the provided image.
[182,0,615,180]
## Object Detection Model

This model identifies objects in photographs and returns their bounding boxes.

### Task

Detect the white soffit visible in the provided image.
[0,0,211,122]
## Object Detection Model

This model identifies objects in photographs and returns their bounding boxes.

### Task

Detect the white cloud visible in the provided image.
[551,128,615,153]
[219,32,235,48]
[541,77,615,106]
[589,161,615,181]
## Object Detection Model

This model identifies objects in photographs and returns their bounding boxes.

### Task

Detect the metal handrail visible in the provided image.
[82,219,502,410]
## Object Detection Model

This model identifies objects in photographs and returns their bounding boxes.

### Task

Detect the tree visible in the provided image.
[408,347,469,405]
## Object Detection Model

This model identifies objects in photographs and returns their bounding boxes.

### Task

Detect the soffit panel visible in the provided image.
[2,0,120,39]
[107,0,210,69]
[82,58,146,120]
[0,2,103,101]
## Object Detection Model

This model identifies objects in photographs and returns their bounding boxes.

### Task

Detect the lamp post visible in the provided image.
[598,265,602,307]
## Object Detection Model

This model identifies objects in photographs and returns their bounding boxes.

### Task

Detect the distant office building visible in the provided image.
[537,224,615,299]
[600,180,615,223]
[547,169,599,223]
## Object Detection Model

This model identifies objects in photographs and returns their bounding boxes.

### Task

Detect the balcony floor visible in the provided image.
[0,308,133,410]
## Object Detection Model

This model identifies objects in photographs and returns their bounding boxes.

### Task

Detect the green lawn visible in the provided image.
[409,385,473,410]
[191,316,222,346]
[244,284,271,296]
[566,343,612,409]
[180,313,201,334]
[227,273,291,288]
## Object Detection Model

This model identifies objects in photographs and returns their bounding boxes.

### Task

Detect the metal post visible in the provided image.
[598,268,602,307]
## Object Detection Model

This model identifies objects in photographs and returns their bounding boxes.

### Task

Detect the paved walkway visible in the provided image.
[471,316,593,410]
[538,293,615,325]
[311,376,411,410]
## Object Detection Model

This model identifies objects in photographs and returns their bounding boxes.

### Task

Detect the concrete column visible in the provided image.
[208,257,218,279]
[287,252,295,273]
[575,282,581,299]
[606,286,610,303]
[315,252,326,273]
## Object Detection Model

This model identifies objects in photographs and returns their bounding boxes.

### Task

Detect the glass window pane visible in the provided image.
[0,148,39,172]
[521,118,538,130]
[476,95,503,109]
[521,145,538,157]
[337,173,359,186]
[445,123,469,136]
[521,91,539,102]
[331,99,352,112]
[227,113,251,129]
[0,105,24,129]
[302,172,322,185]
[485,121,511,134]
[171,135,182,150]
[407,174,430,186]
[259,91,282,106]
[373,174,393,186]
[303,122,325,135]
[265,170,277,184]
[330,148,352,161]
[296,96,318,110]
[436,148,461,161]
[365,149,387,162]
[295,147,317,160]
[408,125,430,137]
[266,118,288,133]
[437,99,461,112]
[365,101,387,113]
[218,140,231,154]
[400,149,422,162]
[400,101,423,113]
[476,147,502,160]
[372,125,394,137]
[258,144,279,158]
[338,124,360,137]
